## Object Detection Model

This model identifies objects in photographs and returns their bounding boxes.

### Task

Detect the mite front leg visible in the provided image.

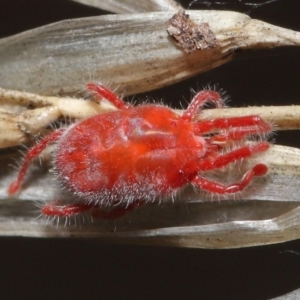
[182,90,224,122]
[8,128,65,195]
[192,164,267,194]
[198,142,269,171]
[194,115,271,137]
[87,83,129,110]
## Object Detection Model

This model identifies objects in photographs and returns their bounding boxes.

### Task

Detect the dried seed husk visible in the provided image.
[72,0,181,13]
[0,88,117,148]
[1,144,300,248]
[1,5,300,247]
[1,11,300,96]
[273,288,300,300]
[1,88,300,247]
[0,87,299,149]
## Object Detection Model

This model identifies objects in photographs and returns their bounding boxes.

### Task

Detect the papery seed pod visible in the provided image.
[1,87,300,148]
[1,2,300,252]
[72,0,181,13]
[1,144,300,247]
[1,11,300,96]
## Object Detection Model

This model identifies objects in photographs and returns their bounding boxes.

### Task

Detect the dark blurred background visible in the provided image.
[0,0,300,299]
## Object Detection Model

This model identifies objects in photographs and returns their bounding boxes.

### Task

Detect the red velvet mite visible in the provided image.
[8,83,271,219]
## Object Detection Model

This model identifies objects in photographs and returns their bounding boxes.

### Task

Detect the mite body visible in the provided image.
[8,84,271,219]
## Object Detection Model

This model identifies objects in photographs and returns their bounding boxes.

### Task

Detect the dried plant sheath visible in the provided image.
[0,88,117,148]
[1,87,300,149]
[1,144,300,248]
[72,0,181,13]
[1,11,300,96]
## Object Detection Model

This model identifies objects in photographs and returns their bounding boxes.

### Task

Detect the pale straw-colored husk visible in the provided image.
[72,0,181,13]
[0,143,300,249]
[1,10,300,96]
[1,1,300,249]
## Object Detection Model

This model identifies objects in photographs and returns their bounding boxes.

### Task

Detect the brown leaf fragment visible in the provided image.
[167,10,219,53]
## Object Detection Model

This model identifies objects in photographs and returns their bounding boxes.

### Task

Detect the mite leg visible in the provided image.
[42,200,145,219]
[197,142,269,171]
[86,83,129,110]
[182,90,224,122]
[191,139,269,194]
[192,164,267,194]
[194,115,271,137]
[8,128,65,195]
